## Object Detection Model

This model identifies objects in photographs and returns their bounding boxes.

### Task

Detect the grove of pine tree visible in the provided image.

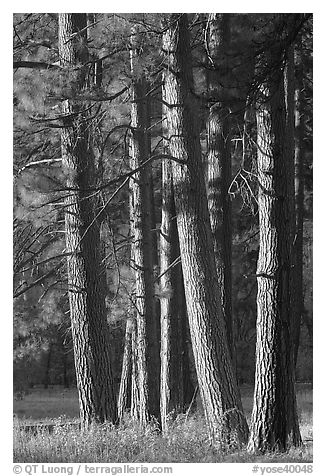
[13,12,312,454]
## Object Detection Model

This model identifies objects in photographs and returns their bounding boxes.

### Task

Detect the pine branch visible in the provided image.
[13,268,57,299]
[18,158,62,173]
[54,153,186,194]
[154,255,181,283]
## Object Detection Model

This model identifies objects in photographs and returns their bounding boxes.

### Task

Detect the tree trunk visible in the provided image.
[179,280,196,409]
[206,13,234,363]
[43,344,53,389]
[118,317,134,421]
[293,42,305,367]
[162,13,248,448]
[58,13,117,427]
[129,27,160,425]
[160,155,189,432]
[248,27,301,452]
[284,44,300,370]
[130,316,140,420]
[128,160,139,422]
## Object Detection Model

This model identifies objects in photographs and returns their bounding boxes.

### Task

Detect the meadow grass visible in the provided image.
[14,386,79,422]
[13,384,313,463]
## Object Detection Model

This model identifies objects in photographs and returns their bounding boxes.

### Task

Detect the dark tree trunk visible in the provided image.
[58,13,117,427]
[206,13,234,363]
[160,154,193,431]
[248,22,301,452]
[293,42,305,367]
[162,13,248,448]
[129,27,160,425]
[43,344,53,389]
[178,276,196,408]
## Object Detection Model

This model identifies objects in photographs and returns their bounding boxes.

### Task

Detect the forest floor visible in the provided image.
[13,384,313,463]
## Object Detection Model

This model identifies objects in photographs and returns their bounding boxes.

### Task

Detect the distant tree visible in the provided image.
[58,13,117,427]
[162,13,248,447]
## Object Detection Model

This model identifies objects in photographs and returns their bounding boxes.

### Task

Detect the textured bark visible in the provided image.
[206,13,234,362]
[59,13,117,427]
[129,28,160,425]
[248,33,301,452]
[128,165,139,421]
[118,317,134,421]
[162,14,248,448]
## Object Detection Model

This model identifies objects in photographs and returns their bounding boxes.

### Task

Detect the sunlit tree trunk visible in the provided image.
[206,13,234,362]
[118,316,134,420]
[162,13,248,448]
[58,13,117,427]
[128,166,140,421]
[130,316,140,420]
[248,21,301,452]
[284,44,300,369]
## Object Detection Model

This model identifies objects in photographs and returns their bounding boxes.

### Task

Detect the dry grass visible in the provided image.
[13,384,313,463]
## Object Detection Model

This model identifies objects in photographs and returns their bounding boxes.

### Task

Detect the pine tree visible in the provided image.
[206,13,234,362]
[162,13,248,447]
[248,15,301,452]
[58,13,117,426]
[129,25,160,425]
[160,152,191,431]
[293,39,305,366]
